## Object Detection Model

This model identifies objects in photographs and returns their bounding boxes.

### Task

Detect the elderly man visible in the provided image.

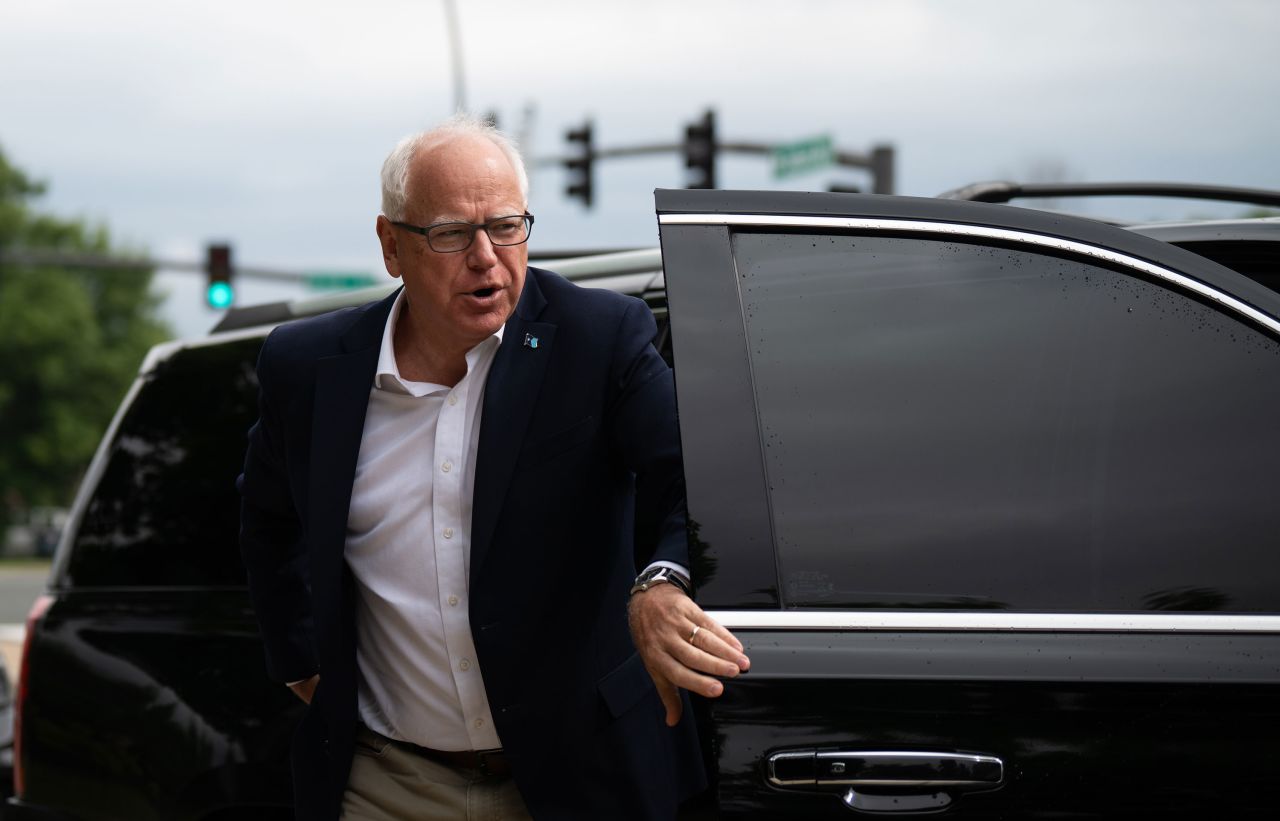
[238,114,749,821]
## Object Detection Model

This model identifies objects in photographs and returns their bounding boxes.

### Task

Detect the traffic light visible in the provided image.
[205,243,234,309]
[870,144,896,194]
[564,120,594,208]
[684,109,716,189]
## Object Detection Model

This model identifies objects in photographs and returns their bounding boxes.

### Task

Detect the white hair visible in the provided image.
[379,113,529,222]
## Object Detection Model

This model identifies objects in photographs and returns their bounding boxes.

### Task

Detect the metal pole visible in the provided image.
[442,0,466,112]
[870,144,896,195]
[0,249,315,283]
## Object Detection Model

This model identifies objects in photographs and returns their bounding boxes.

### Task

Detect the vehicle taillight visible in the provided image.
[13,594,53,799]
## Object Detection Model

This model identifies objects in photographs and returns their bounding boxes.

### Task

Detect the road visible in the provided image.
[0,562,49,622]
[0,561,51,686]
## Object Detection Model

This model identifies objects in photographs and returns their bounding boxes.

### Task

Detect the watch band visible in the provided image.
[630,566,693,597]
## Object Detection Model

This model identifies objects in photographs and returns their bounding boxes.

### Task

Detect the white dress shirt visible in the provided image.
[345,290,502,751]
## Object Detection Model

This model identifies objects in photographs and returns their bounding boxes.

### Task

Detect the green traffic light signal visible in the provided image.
[207,281,234,309]
[205,242,234,309]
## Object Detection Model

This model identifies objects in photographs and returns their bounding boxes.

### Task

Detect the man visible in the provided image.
[238,115,749,820]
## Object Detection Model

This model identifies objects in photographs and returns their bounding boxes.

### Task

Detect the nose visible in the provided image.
[466,227,498,268]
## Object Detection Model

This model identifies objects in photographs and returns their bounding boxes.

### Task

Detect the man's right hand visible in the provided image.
[628,583,750,726]
[288,674,320,704]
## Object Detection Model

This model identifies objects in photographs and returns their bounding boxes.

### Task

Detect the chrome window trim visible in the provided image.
[707,610,1280,633]
[658,213,1280,335]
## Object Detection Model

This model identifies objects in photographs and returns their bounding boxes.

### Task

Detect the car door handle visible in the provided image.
[767,750,1004,813]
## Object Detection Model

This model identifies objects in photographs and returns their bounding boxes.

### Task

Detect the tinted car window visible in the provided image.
[734,231,1280,611]
[67,338,262,587]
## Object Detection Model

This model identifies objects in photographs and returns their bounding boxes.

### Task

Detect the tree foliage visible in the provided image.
[0,145,170,529]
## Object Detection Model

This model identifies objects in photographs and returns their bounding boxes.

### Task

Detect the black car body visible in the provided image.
[8,187,1280,819]
[655,188,1280,817]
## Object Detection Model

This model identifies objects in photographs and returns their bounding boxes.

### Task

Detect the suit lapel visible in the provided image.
[471,271,555,582]
[308,291,397,602]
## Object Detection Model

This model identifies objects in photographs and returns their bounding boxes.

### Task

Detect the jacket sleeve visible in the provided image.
[237,329,318,683]
[607,298,691,573]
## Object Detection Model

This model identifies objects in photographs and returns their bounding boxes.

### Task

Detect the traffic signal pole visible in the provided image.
[543,109,896,206]
[0,249,311,283]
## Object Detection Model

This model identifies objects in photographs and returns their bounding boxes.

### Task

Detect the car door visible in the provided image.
[656,189,1280,818]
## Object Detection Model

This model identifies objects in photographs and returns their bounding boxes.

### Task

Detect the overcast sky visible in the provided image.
[2,0,1277,337]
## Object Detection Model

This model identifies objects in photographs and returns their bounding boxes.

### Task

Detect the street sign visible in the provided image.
[772,135,834,179]
[305,272,380,291]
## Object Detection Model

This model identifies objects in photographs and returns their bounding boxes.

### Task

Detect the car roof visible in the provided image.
[936,181,1280,214]
[1127,217,1280,244]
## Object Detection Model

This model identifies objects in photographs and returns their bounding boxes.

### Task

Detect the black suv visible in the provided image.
[9,186,1280,819]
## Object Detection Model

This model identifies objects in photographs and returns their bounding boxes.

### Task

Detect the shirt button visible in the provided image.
[448,394,458,406]
[442,527,454,539]
[459,659,471,671]
[448,595,459,606]
[441,460,453,473]
[474,718,484,729]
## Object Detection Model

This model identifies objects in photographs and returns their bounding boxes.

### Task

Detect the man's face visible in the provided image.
[376,135,528,353]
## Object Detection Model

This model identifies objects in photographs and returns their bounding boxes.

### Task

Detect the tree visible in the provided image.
[0,146,170,538]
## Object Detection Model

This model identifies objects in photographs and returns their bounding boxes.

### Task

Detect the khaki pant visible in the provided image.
[342,726,533,821]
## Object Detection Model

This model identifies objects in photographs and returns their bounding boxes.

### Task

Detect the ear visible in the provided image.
[375,215,403,279]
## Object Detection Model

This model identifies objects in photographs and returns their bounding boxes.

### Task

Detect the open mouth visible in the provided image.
[471,287,496,298]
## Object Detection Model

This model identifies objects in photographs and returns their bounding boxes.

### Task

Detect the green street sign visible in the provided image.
[772,135,834,179]
[305,272,380,291]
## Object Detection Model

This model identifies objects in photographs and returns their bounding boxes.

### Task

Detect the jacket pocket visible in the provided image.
[597,651,656,720]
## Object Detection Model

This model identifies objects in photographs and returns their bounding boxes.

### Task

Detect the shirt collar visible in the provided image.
[374,289,505,396]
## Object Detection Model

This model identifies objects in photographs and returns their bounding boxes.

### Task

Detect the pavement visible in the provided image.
[0,561,49,688]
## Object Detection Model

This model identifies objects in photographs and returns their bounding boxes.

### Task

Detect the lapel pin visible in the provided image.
[523,333,539,349]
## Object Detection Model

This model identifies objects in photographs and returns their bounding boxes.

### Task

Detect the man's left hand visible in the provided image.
[628,583,751,727]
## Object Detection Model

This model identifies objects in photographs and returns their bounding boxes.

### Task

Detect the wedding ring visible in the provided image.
[688,625,701,644]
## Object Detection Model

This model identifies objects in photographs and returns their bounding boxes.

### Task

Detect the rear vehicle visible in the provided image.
[9,185,1279,818]
[5,255,666,821]
[7,329,301,820]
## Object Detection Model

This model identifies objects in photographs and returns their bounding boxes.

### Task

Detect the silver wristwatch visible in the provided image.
[629,566,693,597]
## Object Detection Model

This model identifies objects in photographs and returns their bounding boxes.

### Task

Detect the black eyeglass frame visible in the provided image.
[390,213,535,253]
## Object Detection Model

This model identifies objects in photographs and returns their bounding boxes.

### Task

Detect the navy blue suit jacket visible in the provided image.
[239,268,705,819]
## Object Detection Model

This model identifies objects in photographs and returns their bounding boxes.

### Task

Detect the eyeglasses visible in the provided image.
[391,213,535,253]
